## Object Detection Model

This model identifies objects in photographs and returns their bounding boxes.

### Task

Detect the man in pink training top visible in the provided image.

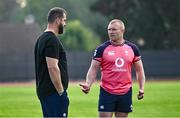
[80,19,145,118]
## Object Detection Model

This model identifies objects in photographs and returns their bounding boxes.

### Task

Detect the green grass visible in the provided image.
[0,81,180,117]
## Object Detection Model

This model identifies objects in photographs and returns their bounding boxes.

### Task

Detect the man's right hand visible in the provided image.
[79,83,90,94]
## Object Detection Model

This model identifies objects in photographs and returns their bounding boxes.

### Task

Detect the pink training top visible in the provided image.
[93,40,141,95]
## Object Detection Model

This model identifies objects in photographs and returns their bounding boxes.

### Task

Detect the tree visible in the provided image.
[0,0,19,23]
[60,20,101,51]
[17,0,103,51]
[18,0,107,41]
[90,0,180,50]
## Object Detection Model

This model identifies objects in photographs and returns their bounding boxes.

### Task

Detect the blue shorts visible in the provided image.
[39,91,69,117]
[98,87,132,113]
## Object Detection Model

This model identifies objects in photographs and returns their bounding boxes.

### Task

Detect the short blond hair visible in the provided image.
[109,19,125,30]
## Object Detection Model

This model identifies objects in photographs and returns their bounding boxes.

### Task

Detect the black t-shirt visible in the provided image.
[34,31,69,99]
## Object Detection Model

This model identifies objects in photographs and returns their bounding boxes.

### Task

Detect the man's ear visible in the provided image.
[121,29,125,33]
[55,18,60,25]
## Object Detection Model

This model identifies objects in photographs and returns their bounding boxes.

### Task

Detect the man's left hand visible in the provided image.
[137,90,144,100]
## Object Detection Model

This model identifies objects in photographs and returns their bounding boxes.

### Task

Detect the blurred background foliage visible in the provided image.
[91,0,180,50]
[59,20,101,51]
[0,0,180,51]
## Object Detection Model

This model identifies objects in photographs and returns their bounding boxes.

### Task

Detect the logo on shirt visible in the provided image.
[112,57,127,72]
[125,50,129,56]
[94,49,97,56]
[115,57,124,68]
[108,51,115,56]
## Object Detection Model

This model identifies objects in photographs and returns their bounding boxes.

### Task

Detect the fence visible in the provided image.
[0,51,179,82]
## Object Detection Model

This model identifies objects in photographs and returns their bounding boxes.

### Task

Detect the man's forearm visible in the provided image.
[48,66,64,93]
[134,60,145,91]
[136,71,145,91]
[86,64,99,87]
[86,70,97,87]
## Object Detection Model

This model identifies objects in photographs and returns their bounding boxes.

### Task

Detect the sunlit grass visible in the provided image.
[0,80,180,117]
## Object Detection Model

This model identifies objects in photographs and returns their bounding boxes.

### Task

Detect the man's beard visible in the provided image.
[58,24,64,34]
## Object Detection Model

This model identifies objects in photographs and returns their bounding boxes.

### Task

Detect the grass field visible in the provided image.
[0,80,180,117]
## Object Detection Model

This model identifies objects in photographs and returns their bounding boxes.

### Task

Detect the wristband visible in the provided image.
[139,90,144,95]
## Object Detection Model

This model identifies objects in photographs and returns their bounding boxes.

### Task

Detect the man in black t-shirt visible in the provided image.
[34,7,69,117]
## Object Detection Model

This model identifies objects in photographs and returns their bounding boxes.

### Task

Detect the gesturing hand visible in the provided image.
[79,83,90,94]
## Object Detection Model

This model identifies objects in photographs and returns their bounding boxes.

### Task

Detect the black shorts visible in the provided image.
[98,87,132,113]
[40,91,69,117]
